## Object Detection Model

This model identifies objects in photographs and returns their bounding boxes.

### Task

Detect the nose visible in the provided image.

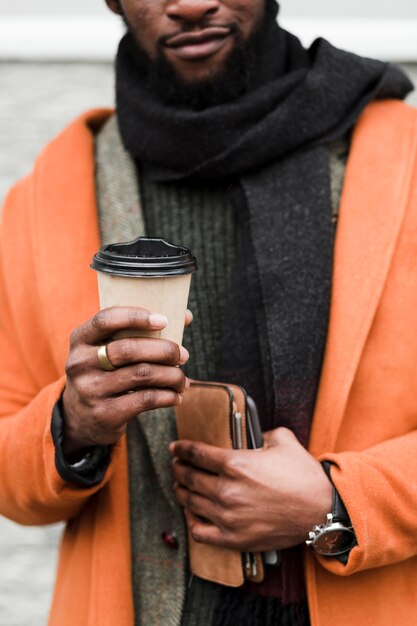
[166,0,220,23]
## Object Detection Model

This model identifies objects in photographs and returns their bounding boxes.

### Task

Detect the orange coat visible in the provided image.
[1,101,417,626]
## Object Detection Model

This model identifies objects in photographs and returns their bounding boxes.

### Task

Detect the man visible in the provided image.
[1,1,417,625]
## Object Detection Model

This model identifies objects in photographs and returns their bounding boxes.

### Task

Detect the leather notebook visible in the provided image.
[175,381,265,587]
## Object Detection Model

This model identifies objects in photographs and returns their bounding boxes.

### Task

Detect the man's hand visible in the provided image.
[62,306,191,455]
[169,427,332,552]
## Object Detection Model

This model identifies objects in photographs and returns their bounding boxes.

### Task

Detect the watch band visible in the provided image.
[305,461,357,560]
[321,461,351,525]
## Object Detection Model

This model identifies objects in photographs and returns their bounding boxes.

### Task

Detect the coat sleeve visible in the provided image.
[0,177,114,526]
[310,101,417,577]
[316,430,417,576]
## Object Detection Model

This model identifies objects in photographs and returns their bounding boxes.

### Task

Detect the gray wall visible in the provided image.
[0,0,107,15]
[1,0,416,17]
[281,0,417,18]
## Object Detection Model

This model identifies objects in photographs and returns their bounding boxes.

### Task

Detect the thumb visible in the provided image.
[262,428,281,448]
[262,426,296,449]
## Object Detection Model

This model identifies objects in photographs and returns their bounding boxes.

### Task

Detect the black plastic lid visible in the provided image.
[91,237,197,278]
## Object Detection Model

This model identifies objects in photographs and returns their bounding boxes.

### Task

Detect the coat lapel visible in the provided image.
[95,115,145,246]
[309,101,417,456]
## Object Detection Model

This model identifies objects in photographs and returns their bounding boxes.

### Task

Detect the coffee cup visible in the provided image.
[91,237,197,346]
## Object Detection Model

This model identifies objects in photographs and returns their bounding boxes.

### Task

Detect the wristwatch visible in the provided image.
[305,462,357,557]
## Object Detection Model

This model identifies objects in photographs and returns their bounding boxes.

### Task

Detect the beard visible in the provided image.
[123,4,278,110]
[143,41,259,110]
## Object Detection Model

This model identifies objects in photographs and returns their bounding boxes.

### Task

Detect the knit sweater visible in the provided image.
[140,176,237,383]
[94,116,348,626]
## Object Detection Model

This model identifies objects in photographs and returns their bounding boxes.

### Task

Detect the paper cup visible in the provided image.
[91,237,197,346]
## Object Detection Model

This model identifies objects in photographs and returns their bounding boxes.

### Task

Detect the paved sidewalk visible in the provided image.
[0,60,416,626]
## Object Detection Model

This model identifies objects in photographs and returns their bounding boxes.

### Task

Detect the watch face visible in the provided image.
[314,528,356,556]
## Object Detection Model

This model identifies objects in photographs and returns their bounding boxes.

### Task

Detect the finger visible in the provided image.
[171,459,219,499]
[102,363,188,396]
[98,387,183,429]
[174,485,219,524]
[67,339,188,377]
[185,309,193,327]
[72,307,167,346]
[169,440,231,475]
[185,510,226,547]
[106,337,189,368]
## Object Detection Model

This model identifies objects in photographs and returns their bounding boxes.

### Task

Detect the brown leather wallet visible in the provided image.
[175,380,265,587]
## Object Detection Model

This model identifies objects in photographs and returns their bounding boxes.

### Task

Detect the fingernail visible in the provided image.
[185,378,190,390]
[149,313,168,328]
[179,346,189,364]
[168,443,175,454]
[177,393,183,404]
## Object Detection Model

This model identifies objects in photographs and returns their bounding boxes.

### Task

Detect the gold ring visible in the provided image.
[97,344,117,372]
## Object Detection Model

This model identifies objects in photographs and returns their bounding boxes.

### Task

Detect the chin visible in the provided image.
[147,40,250,109]
[168,55,230,86]
[174,66,224,86]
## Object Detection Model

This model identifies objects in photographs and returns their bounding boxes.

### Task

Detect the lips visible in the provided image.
[163,27,232,61]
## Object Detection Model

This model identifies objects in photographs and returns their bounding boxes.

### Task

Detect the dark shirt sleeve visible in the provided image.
[321,461,357,564]
[51,396,110,487]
